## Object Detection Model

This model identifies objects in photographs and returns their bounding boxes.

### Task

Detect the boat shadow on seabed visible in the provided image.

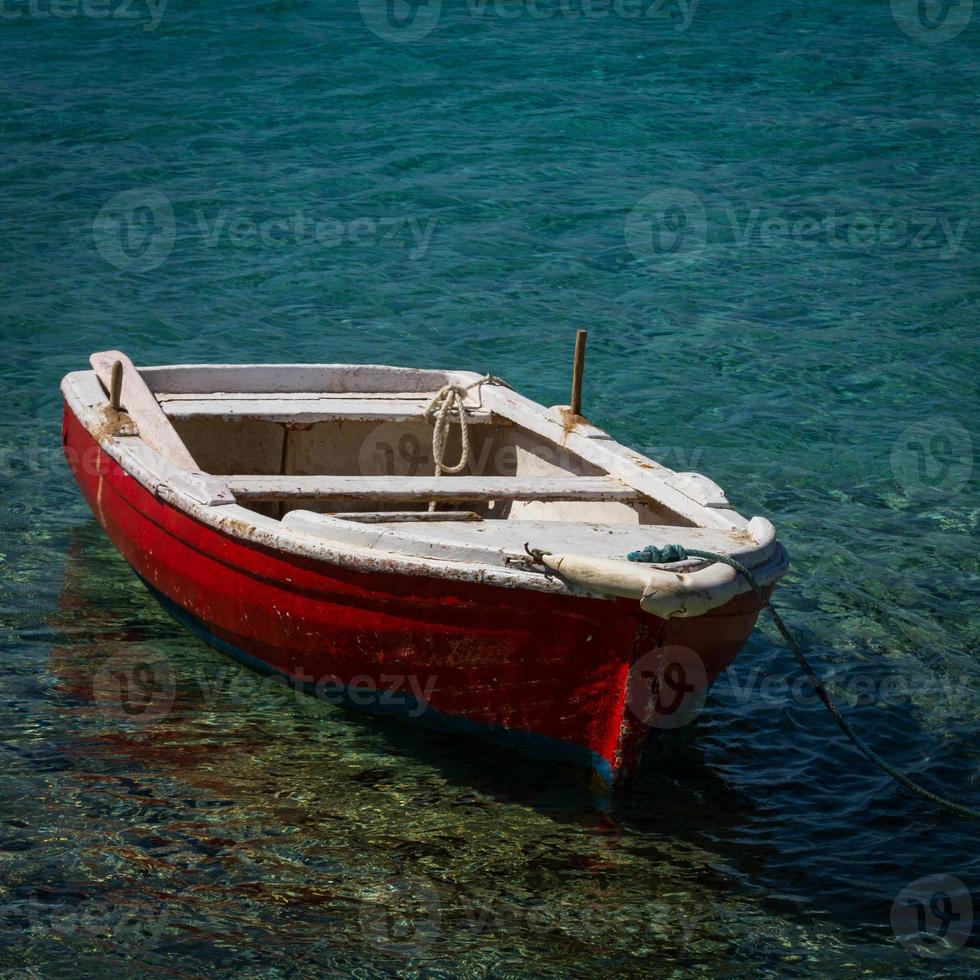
[38,524,980,972]
[41,523,941,972]
[48,523,760,832]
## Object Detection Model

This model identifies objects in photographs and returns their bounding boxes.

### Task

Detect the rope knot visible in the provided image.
[425,384,472,478]
[627,544,690,564]
[422,376,509,512]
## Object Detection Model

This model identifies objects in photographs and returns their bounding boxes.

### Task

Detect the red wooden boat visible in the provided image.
[61,350,788,787]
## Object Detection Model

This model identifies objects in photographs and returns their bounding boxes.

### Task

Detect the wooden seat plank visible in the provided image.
[159,394,499,424]
[225,475,640,503]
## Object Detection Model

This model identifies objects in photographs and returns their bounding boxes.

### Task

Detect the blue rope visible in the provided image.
[627,545,980,820]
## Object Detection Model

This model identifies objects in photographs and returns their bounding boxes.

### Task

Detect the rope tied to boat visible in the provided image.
[620,544,980,820]
[426,385,471,477]
[424,375,508,512]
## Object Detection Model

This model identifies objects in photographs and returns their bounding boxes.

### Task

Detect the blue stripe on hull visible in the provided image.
[139,576,615,787]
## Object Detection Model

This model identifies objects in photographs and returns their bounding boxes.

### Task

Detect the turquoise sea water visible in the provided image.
[1,1,978,974]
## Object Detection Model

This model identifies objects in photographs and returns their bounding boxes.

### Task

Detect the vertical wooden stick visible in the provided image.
[277,425,292,520]
[570,329,587,417]
[109,359,123,412]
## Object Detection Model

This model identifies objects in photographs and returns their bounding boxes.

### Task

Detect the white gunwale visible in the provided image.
[62,357,790,611]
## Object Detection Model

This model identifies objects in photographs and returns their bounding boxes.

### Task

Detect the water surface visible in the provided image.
[0,1,978,974]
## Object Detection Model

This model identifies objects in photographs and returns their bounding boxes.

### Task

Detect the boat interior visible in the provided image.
[66,350,793,579]
[116,357,698,529]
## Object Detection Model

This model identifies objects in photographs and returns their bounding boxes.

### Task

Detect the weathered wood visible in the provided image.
[570,329,587,417]
[283,511,769,567]
[158,394,499,425]
[72,357,745,533]
[90,350,199,471]
[329,511,483,523]
[109,360,123,411]
[139,363,483,395]
[122,442,236,506]
[227,475,640,503]
[478,384,743,530]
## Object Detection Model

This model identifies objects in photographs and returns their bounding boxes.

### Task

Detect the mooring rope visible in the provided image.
[623,544,980,819]
[426,385,472,478]
[424,375,507,512]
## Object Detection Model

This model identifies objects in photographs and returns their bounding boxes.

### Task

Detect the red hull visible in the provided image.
[62,405,767,785]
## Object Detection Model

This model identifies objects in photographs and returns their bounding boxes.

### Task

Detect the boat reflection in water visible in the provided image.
[25,523,817,976]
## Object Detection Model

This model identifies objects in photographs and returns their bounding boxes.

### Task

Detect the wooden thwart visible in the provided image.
[226,475,640,503]
[158,393,500,425]
[329,511,484,523]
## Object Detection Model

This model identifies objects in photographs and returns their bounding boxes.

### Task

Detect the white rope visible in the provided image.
[424,376,505,511]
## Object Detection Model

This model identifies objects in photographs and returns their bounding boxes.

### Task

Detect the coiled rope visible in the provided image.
[424,376,508,512]
[625,544,980,819]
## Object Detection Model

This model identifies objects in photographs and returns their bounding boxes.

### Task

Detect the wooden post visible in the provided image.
[109,359,123,412]
[570,330,587,417]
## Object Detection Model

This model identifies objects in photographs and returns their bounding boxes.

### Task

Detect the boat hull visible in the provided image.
[62,404,768,786]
